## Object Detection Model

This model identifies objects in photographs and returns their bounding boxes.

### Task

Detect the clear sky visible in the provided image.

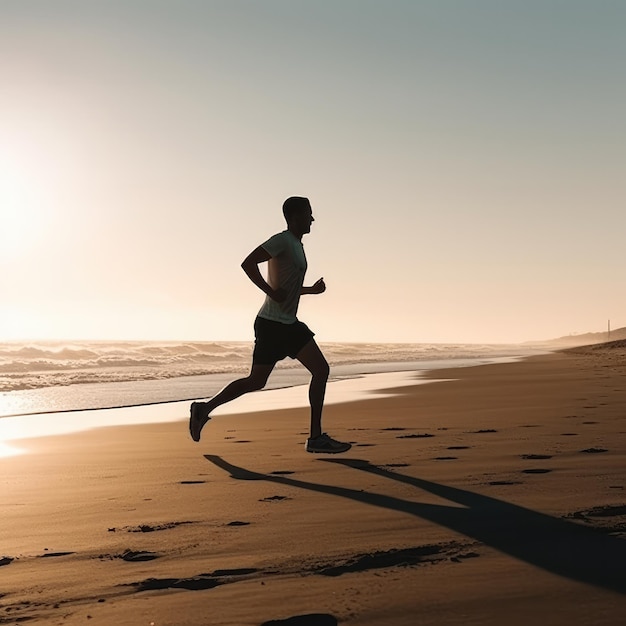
[1,1,624,344]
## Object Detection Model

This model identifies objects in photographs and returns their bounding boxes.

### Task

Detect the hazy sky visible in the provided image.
[1,1,624,344]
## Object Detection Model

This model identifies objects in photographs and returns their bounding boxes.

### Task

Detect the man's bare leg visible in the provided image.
[295,339,329,439]
[297,339,351,453]
[189,363,274,442]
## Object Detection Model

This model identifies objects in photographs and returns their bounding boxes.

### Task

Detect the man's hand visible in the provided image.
[304,278,326,295]
[311,278,326,294]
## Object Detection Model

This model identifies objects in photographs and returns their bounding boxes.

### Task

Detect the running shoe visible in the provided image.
[189,401,210,442]
[305,433,352,454]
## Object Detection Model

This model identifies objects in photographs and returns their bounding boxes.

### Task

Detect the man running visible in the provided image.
[189,196,351,454]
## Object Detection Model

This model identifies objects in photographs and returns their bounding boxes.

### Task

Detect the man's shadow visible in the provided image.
[205,455,625,595]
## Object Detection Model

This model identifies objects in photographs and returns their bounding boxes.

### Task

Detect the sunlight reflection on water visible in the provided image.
[0,441,22,458]
[0,371,444,458]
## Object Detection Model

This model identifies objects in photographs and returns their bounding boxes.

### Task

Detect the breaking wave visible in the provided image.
[0,339,534,393]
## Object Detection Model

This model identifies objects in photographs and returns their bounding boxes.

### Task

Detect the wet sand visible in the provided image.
[1,344,625,625]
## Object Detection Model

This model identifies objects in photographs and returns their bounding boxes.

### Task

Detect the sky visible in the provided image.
[1,0,624,344]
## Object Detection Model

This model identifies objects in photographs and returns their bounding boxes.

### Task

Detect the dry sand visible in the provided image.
[1,345,625,625]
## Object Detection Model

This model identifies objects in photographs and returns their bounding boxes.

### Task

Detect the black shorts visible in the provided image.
[252,316,315,365]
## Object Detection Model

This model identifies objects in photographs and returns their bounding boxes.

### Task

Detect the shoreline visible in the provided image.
[0,352,544,418]
[0,355,533,456]
[0,370,450,457]
[1,347,624,625]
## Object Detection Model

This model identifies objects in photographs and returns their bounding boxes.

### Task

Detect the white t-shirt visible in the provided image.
[257,230,307,324]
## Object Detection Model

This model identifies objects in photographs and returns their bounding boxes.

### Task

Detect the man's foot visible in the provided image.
[305,433,352,454]
[189,402,210,442]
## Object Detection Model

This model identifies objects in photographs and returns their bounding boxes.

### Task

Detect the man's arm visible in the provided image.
[301,278,326,295]
[241,246,286,302]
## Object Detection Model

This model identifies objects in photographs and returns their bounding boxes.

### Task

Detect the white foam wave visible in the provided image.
[0,339,535,393]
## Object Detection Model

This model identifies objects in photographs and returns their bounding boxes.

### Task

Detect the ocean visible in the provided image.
[0,340,544,418]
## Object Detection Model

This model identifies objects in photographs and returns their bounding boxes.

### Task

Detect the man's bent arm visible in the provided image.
[301,277,326,295]
[241,246,286,302]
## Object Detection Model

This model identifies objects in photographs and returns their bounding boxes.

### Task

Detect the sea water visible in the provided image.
[0,340,543,418]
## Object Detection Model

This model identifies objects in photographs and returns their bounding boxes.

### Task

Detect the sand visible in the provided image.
[1,345,625,625]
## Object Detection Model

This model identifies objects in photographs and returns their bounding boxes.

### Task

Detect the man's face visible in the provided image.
[293,206,314,234]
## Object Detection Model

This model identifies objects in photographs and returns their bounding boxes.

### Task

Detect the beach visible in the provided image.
[1,345,625,625]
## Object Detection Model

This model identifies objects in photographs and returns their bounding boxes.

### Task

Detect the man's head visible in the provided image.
[283,196,314,236]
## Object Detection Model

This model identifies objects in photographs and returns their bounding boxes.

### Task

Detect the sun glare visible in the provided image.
[1,164,38,261]
[0,442,23,459]
[0,119,70,265]
[0,142,53,262]
[0,413,26,458]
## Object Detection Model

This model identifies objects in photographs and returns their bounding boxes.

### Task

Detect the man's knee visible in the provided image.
[247,370,270,391]
[313,359,330,381]
[247,377,266,392]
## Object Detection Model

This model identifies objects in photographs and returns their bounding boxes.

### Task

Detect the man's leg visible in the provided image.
[206,363,274,413]
[189,363,274,442]
[297,339,351,453]
[295,339,329,439]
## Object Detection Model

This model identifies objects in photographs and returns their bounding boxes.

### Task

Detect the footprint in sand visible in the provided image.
[580,448,608,454]
[451,552,480,562]
[180,480,206,485]
[520,454,553,460]
[314,543,455,576]
[226,521,250,526]
[561,433,579,436]
[447,446,470,450]
[132,567,261,593]
[397,433,434,439]
[0,556,14,567]
[120,550,160,562]
[109,521,195,533]
[261,615,338,626]
[259,495,291,502]
[434,456,458,461]
[381,427,407,431]
[488,480,522,486]
[133,576,220,592]
[469,429,498,434]
[521,468,552,474]
[566,504,626,523]
[213,567,260,576]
